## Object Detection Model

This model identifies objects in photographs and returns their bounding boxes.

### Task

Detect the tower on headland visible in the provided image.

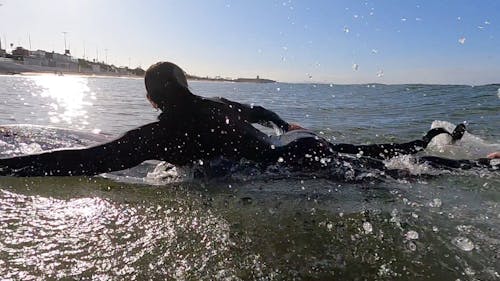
[0,37,4,57]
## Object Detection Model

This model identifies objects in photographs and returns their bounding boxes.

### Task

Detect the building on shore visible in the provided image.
[0,45,145,76]
[10,47,79,71]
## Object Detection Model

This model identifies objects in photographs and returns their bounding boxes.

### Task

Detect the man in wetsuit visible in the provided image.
[0,62,491,177]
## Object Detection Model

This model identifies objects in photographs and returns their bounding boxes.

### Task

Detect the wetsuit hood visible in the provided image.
[145,62,192,110]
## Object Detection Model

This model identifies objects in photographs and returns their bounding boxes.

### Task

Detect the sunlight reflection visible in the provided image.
[0,188,235,279]
[30,75,93,127]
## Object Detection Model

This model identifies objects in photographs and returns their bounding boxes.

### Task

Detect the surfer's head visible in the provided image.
[145,62,190,110]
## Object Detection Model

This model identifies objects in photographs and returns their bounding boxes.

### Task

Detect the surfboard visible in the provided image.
[0,124,111,158]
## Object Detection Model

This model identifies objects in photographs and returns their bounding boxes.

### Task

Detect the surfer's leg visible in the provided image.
[330,126,465,159]
[330,139,430,159]
[275,136,334,165]
[419,156,496,170]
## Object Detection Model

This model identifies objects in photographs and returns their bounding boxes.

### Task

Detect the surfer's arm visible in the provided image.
[0,123,161,177]
[218,97,291,132]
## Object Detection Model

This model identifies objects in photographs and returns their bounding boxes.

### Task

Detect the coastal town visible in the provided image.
[0,40,275,83]
[0,41,146,77]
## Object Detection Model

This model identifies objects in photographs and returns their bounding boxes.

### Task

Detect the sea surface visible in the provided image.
[0,74,499,280]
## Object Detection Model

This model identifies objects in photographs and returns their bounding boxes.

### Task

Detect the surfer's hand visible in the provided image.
[487,152,500,159]
[288,123,306,131]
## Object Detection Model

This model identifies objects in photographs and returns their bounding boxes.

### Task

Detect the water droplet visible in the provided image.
[458,37,466,45]
[277,157,284,163]
[270,144,276,150]
[376,70,384,77]
[352,63,359,71]
[484,20,490,25]
[401,17,407,22]
[198,159,204,165]
[464,267,476,276]
[432,226,439,232]
[429,198,442,208]
[407,241,417,251]
[343,26,350,33]
[326,222,333,230]
[371,49,378,54]
[452,237,474,251]
[363,222,373,234]
[276,87,280,92]
[405,230,419,240]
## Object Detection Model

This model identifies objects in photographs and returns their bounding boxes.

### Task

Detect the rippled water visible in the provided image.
[0,74,499,280]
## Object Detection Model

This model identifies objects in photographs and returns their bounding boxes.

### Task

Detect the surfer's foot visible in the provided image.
[422,127,452,144]
[451,123,466,142]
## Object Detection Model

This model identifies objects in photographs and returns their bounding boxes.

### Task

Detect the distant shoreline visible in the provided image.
[0,59,277,83]
[0,68,500,86]
[2,61,498,86]
[187,74,276,84]
[0,59,141,78]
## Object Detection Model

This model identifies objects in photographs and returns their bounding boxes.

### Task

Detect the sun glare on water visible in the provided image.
[30,75,94,127]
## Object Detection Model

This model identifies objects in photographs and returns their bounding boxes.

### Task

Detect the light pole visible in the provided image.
[62,31,68,54]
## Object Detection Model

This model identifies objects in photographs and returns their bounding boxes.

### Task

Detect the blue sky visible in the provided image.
[0,0,499,84]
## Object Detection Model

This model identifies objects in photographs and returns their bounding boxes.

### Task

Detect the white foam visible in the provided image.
[146,161,194,184]
[18,142,44,154]
[384,155,439,175]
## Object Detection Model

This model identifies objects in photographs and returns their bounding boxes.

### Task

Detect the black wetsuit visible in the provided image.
[0,85,492,177]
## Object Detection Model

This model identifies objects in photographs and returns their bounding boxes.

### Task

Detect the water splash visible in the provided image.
[405,230,419,240]
[452,237,475,251]
[362,222,373,234]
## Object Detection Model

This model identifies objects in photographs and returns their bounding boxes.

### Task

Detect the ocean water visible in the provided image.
[0,74,499,280]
